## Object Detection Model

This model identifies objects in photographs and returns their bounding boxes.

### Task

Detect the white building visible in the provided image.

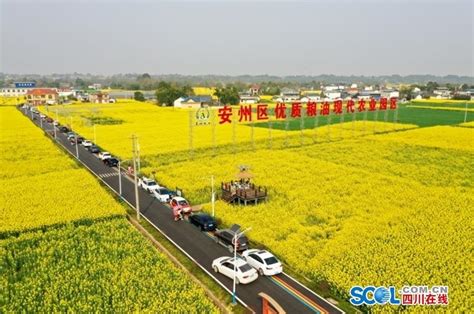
[0,88,31,97]
[381,90,400,99]
[174,95,212,109]
[280,88,300,102]
[433,87,451,99]
[239,95,260,104]
[57,88,75,99]
[173,96,187,108]
[325,91,341,100]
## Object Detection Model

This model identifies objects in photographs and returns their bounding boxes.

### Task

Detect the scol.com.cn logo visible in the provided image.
[349,285,449,307]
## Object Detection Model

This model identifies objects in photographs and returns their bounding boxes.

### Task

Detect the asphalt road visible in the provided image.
[22,107,344,314]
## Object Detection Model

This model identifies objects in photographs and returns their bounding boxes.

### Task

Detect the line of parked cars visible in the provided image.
[135,172,283,284]
[37,108,282,286]
[41,115,119,168]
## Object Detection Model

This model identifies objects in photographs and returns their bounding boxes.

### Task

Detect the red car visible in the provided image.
[170,197,192,215]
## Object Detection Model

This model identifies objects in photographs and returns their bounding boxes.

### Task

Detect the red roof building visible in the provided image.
[26,88,59,105]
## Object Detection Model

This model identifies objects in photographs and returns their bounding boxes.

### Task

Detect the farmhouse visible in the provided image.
[26,88,59,105]
[89,91,110,103]
[248,84,260,96]
[239,95,260,104]
[175,95,212,109]
[0,88,30,97]
[381,89,400,99]
[433,87,451,99]
[280,88,300,102]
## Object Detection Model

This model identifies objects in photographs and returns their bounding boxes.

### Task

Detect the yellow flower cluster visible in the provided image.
[147,126,473,312]
[36,100,473,311]
[1,104,218,312]
[0,106,125,234]
[406,105,473,112]
[41,100,414,161]
[1,218,218,313]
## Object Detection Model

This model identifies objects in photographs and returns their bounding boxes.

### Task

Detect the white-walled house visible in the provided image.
[0,88,31,97]
[239,95,260,104]
[325,91,341,100]
[173,96,187,108]
[174,95,212,109]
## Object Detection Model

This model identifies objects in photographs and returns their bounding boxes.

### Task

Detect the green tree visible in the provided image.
[214,85,240,105]
[155,82,191,106]
[134,91,145,102]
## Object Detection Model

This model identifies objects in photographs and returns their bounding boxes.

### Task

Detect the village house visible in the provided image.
[433,87,451,99]
[174,95,212,109]
[279,88,300,102]
[26,88,59,105]
[248,84,260,96]
[89,91,110,103]
[239,95,260,104]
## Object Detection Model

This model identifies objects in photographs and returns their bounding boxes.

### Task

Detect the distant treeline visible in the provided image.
[1,73,472,90]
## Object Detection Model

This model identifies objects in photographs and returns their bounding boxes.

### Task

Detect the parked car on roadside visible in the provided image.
[87,145,100,153]
[212,257,258,285]
[46,117,53,123]
[189,213,217,231]
[59,126,69,133]
[242,249,283,276]
[53,120,59,126]
[104,157,119,167]
[81,140,92,148]
[214,224,249,253]
[98,152,112,160]
[170,196,192,214]
[152,187,174,202]
[138,177,160,193]
[66,132,75,140]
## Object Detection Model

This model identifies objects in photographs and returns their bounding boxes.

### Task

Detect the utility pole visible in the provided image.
[118,160,122,196]
[132,134,140,221]
[137,140,141,173]
[232,227,252,305]
[211,175,215,217]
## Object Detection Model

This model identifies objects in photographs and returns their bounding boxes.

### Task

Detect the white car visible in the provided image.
[152,187,174,202]
[99,152,111,160]
[82,140,93,147]
[53,120,59,126]
[242,249,283,276]
[138,177,160,193]
[212,257,258,285]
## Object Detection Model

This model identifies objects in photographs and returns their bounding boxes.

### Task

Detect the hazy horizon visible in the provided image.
[1,0,473,76]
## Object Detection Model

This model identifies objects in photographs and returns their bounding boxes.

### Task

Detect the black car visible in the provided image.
[59,126,70,133]
[87,145,100,153]
[189,213,217,231]
[104,157,119,167]
[214,224,249,252]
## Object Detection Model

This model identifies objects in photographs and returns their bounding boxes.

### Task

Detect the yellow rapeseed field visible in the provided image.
[406,105,473,112]
[35,99,473,311]
[0,99,218,312]
[149,126,473,311]
[0,106,125,233]
[1,217,218,313]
